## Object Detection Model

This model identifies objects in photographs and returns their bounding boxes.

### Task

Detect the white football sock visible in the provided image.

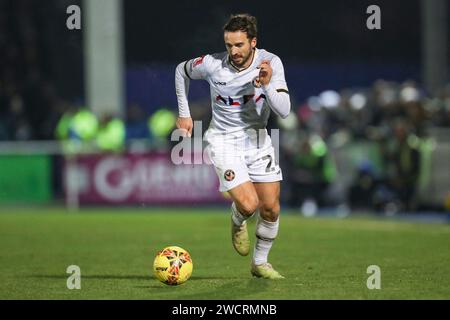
[253,215,279,265]
[231,202,255,226]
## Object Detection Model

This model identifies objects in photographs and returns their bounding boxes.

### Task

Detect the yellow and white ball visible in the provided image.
[153,246,193,285]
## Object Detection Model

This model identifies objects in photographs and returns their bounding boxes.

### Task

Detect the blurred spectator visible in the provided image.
[384,119,421,211]
[349,160,384,211]
[286,134,336,209]
[96,113,126,152]
[4,92,32,140]
[148,108,176,150]
[55,105,98,154]
[284,79,450,213]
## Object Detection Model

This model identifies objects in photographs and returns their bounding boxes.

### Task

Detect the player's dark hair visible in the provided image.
[223,14,257,39]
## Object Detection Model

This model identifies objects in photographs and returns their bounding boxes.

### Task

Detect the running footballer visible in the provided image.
[175,14,290,279]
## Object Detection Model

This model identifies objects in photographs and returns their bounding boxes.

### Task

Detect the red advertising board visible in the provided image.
[64,153,228,205]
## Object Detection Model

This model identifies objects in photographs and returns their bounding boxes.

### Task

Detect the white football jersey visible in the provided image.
[183,48,289,135]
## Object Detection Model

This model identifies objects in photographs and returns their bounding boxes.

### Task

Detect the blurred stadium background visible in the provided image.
[0,0,449,218]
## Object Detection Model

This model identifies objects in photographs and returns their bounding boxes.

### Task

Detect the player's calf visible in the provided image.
[228,182,259,256]
[253,214,279,264]
[251,212,283,277]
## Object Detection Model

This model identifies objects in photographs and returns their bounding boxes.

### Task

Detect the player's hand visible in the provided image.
[257,60,272,86]
[176,116,193,137]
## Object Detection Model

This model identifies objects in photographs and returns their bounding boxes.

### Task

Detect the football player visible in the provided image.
[175,13,290,279]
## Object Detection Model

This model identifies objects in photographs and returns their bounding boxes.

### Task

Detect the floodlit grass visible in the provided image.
[0,208,449,299]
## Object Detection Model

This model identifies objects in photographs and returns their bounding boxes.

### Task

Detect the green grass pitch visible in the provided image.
[0,207,449,299]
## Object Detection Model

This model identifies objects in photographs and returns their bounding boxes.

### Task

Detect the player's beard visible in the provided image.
[232,48,254,69]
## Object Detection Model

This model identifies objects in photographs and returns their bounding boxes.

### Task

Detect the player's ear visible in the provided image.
[251,37,257,49]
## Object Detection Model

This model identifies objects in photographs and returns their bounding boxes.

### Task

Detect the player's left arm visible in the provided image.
[259,56,291,119]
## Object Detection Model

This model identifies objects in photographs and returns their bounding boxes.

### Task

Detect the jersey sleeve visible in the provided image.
[261,55,291,119]
[183,55,213,80]
[269,56,289,93]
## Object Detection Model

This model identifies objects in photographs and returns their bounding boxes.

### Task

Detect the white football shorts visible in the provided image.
[205,128,283,192]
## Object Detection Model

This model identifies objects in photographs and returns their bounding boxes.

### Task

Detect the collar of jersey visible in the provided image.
[228,48,258,73]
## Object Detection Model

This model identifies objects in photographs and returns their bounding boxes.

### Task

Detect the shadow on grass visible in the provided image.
[28,274,228,281]
[134,275,246,289]
[29,274,151,280]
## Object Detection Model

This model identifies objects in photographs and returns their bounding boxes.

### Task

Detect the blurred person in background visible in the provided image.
[148,107,176,149]
[384,119,421,212]
[96,113,126,153]
[55,105,98,154]
[4,90,32,140]
[349,160,385,212]
[286,134,336,212]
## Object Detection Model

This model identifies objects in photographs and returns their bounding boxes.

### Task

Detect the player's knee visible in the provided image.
[237,196,260,217]
[260,201,280,222]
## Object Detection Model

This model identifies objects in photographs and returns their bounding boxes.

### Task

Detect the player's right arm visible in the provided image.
[175,55,210,137]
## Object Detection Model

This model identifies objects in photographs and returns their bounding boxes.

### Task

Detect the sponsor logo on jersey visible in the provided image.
[213,81,227,86]
[215,95,240,106]
[224,169,235,181]
[215,94,265,106]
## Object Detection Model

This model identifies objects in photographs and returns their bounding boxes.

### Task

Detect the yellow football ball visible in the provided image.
[153,246,193,285]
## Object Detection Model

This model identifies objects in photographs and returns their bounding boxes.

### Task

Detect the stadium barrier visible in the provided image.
[0,136,449,211]
[0,140,228,210]
[64,152,226,207]
[0,154,52,204]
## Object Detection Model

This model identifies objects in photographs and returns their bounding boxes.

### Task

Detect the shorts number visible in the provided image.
[262,155,275,172]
